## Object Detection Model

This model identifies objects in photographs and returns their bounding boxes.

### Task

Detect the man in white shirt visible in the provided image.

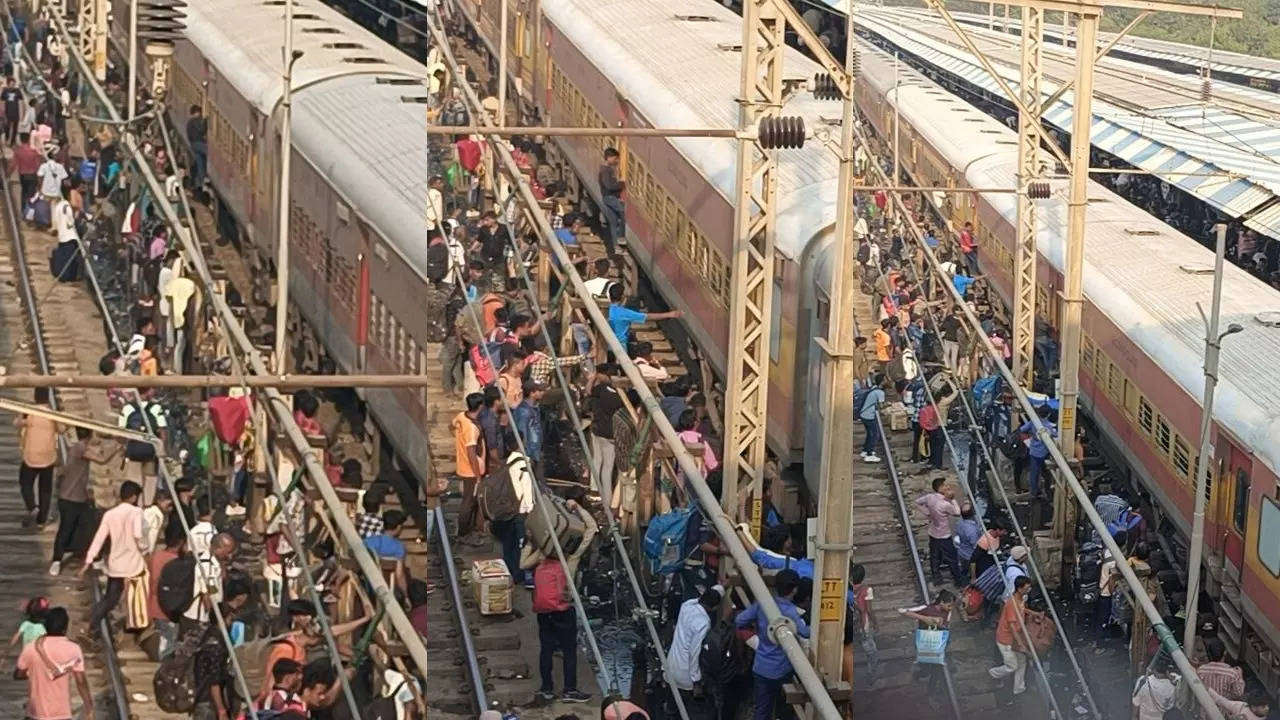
[427,175,445,233]
[182,532,236,633]
[52,191,78,245]
[188,495,217,559]
[666,586,722,691]
[583,258,615,301]
[36,152,67,204]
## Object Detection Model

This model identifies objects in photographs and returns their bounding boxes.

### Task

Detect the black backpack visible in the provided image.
[153,627,205,713]
[426,242,450,283]
[157,554,197,621]
[124,403,158,461]
[699,618,748,686]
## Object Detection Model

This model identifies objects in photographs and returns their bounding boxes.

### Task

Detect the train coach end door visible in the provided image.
[1218,442,1252,579]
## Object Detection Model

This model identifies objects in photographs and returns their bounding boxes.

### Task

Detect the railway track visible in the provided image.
[0,147,135,716]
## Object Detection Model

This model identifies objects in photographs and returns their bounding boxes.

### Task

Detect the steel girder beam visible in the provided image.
[1013,7,1043,389]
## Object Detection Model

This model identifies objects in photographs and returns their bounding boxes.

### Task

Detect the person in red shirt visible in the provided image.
[11,132,42,203]
[147,523,186,658]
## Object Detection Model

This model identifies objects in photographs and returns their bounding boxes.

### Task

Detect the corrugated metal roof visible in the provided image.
[855,11,1280,226]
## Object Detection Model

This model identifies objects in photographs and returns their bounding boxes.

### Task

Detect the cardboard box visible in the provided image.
[887,402,909,432]
[473,559,513,615]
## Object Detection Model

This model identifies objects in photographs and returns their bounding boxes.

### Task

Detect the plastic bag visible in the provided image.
[915,628,950,665]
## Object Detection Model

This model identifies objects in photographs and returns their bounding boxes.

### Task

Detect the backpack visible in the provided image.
[422,283,452,343]
[699,618,748,685]
[425,241,449,283]
[156,554,197,621]
[1108,509,1142,538]
[642,505,702,575]
[999,430,1028,460]
[531,560,571,613]
[525,489,586,557]
[857,242,871,265]
[479,454,523,523]
[231,636,296,703]
[468,338,505,386]
[124,403,158,461]
[918,404,941,432]
[153,629,204,713]
[454,296,501,347]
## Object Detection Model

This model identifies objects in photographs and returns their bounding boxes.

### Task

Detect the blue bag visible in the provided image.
[643,505,702,575]
[915,628,950,665]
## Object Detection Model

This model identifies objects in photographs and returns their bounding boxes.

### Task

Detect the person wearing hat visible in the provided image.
[1004,546,1030,600]
[735,568,810,720]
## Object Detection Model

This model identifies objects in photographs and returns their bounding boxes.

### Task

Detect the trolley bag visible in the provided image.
[27,196,50,227]
[914,628,950,665]
[230,635,297,703]
[153,631,204,713]
[49,240,81,282]
[525,490,586,557]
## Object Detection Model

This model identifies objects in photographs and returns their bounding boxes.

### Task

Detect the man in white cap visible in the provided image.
[1004,546,1030,600]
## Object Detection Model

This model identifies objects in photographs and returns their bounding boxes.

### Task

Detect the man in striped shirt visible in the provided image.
[1196,637,1245,702]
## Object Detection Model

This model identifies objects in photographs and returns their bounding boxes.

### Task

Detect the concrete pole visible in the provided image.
[127,0,137,119]
[275,0,295,374]
[1056,11,1094,466]
[988,1,995,29]
[1183,223,1237,657]
[809,5,857,698]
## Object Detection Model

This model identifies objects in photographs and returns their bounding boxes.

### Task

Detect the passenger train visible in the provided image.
[169,0,1280,689]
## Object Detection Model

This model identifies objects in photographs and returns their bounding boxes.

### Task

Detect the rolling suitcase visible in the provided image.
[526,490,586,557]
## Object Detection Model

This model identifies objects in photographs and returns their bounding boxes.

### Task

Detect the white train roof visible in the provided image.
[539,0,844,260]
[184,0,427,115]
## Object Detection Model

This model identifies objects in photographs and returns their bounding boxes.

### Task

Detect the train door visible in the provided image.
[1218,441,1252,577]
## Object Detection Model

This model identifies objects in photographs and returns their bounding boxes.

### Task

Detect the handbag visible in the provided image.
[914,628,950,665]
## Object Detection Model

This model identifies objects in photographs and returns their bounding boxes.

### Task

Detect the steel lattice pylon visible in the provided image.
[1013,7,1043,390]
[722,0,784,539]
[78,0,108,80]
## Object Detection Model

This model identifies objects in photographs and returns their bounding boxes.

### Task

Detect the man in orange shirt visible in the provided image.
[872,318,894,370]
[257,600,369,707]
[988,575,1031,695]
[452,393,487,538]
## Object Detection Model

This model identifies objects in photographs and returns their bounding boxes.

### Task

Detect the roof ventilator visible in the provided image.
[1255,311,1280,328]
[675,13,716,21]
[324,42,365,50]
[376,78,422,86]
[1178,263,1214,275]
[343,57,383,64]
[1125,227,1160,236]
[302,27,340,33]
[400,96,431,104]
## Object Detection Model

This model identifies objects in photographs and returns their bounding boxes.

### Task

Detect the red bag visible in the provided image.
[532,559,570,613]
[208,395,250,445]
[919,405,941,432]
[962,585,984,622]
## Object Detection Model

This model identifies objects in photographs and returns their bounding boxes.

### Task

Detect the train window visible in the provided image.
[1122,378,1138,419]
[1155,415,1172,456]
[1259,495,1280,576]
[1233,469,1250,534]
[1172,436,1191,480]
[682,225,698,265]
[1138,396,1154,436]
[1106,363,1122,402]
[1081,337,1095,376]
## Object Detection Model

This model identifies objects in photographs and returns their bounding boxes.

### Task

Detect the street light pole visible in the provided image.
[1183,222,1243,656]
[275,0,297,373]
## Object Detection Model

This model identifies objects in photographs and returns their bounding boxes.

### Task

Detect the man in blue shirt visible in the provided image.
[736,569,810,720]
[954,502,982,583]
[606,283,681,350]
[1018,412,1057,497]
[512,380,545,474]
[364,509,408,561]
[859,375,888,463]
